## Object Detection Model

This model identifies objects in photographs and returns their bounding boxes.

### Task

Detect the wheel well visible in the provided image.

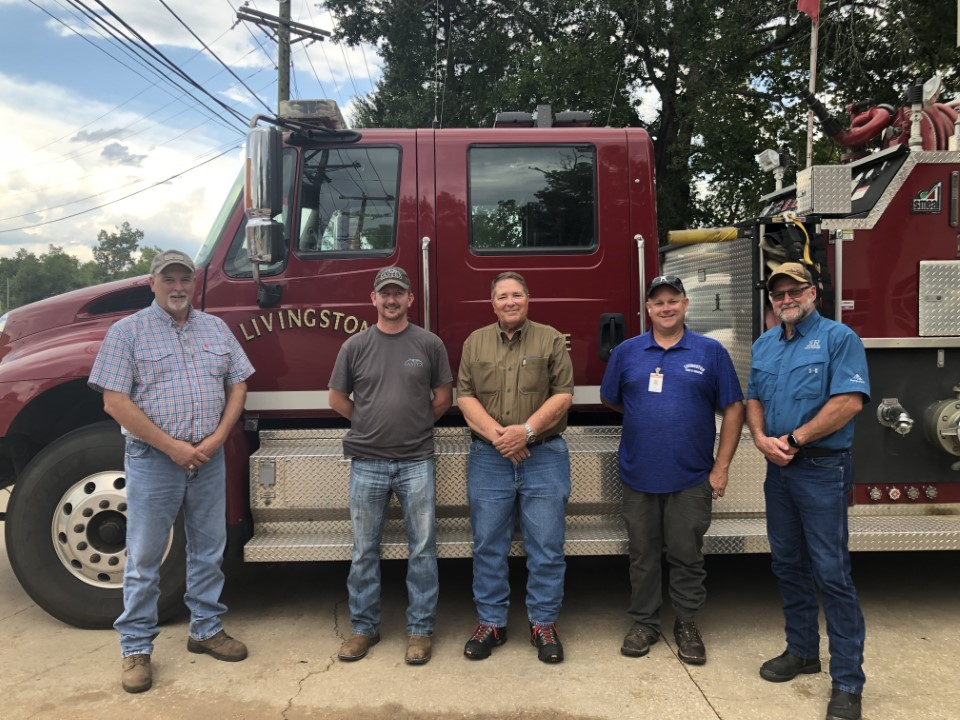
[1,379,110,485]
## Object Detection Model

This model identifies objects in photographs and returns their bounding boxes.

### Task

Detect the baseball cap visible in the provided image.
[766,262,813,290]
[150,250,196,275]
[646,275,685,298]
[373,266,411,292]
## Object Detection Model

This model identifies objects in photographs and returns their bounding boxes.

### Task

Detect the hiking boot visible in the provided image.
[338,633,380,662]
[825,690,862,720]
[760,650,822,682]
[121,654,152,694]
[463,624,507,660]
[530,623,564,664]
[673,619,706,665]
[405,635,432,665]
[187,629,248,662]
[621,625,659,657]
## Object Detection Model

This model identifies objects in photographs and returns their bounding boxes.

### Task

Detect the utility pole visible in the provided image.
[236,2,331,108]
[278,0,290,104]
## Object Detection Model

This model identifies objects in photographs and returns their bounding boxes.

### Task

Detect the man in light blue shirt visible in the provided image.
[746,262,870,720]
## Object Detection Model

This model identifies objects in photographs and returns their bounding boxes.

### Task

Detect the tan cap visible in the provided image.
[150,250,196,275]
[767,262,812,290]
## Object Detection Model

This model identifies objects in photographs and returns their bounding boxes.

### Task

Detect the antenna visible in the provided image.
[433,0,441,128]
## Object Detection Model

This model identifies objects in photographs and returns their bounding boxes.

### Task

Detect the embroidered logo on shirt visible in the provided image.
[808,367,819,374]
[684,363,706,375]
[804,339,821,350]
[404,358,424,367]
[850,373,865,384]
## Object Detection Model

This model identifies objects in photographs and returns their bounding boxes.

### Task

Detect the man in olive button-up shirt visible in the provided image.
[457,272,573,664]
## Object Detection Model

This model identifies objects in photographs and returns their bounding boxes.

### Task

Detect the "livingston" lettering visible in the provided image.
[238,307,371,342]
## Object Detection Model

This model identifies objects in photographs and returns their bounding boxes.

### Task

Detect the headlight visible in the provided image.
[0,312,7,337]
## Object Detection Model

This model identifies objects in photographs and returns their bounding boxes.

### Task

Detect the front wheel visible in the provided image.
[4,422,186,629]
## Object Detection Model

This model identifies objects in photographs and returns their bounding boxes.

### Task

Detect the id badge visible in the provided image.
[648,372,664,393]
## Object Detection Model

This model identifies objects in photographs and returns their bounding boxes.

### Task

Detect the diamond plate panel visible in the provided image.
[662,235,754,392]
[918,260,960,336]
[796,166,851,215]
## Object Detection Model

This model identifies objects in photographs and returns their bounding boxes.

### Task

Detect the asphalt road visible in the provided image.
[1,500,958,720]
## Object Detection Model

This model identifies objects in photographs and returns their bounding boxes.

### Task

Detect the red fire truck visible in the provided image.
[1,91,958,631]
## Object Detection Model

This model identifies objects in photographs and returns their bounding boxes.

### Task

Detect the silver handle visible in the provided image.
[421,236,432,332]
[635,234,646,335]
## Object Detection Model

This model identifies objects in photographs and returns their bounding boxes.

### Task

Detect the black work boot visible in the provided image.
[825,689,862,720]
[760,650,822,682]
[673,619,706,665]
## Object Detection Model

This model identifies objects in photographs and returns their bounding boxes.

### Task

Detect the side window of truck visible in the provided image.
[468,145,597,253]
[297,146,400,256]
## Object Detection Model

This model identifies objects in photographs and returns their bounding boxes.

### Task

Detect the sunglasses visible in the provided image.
[769,284,812,302]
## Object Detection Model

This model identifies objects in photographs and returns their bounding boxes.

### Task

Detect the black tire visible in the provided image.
[4,421,186,629]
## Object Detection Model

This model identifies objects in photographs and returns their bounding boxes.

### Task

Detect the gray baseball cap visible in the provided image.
[150,250,196,275]
[373,266,411,292]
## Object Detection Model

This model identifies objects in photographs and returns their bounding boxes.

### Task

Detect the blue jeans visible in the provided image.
[116,438,227,657]
[467,437,570,627]
[764,453,866,694]
[347,457,438,637]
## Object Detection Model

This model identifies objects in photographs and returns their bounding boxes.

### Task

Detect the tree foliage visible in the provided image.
[0,225,159,312]
[324,0,958,239]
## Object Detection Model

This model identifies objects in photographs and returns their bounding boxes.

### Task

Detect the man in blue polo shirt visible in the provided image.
[746,262,870,720]
[601,275,744,665]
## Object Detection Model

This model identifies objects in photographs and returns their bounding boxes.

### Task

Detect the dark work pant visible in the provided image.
[622,481,713,635]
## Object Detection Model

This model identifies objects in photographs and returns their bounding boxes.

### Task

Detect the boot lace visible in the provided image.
[531,623,559,646]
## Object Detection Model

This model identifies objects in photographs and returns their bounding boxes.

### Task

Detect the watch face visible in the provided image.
[788,434,800,448]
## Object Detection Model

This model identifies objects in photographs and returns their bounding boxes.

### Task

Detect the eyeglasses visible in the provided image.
[769,284,812,302]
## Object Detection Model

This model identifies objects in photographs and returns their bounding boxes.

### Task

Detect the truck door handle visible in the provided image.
[599,313,625,361]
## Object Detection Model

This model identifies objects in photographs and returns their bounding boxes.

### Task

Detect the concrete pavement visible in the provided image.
[1,509,958,719]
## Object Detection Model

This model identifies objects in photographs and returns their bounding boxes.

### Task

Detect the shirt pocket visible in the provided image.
[518,356,548,394]
[133,347,175,386]
[201,343,231,377]
[788,359,825,399]
[749,359,779,401]
[471,362,499,398]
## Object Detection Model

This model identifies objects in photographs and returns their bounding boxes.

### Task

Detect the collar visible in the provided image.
[640,325,689,351]
[498,319,529,343]
[779,308,821,341]
[149,300,193,328]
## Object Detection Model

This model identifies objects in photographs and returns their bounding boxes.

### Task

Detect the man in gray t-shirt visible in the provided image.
[328,266,453,666]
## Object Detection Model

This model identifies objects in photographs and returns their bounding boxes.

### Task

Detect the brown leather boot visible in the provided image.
[405,636,432,665]
[338,633,380,661]
[187,629,248,662]
[121,654,152,693]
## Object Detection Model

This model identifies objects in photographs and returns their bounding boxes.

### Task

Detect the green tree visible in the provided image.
[324,0,958,237]
[10,246,85,307]
[93,222,144,281]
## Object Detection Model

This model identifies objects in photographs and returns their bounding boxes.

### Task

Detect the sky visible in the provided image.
[0,0,380,263]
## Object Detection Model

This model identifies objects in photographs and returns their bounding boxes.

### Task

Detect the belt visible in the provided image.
[795,446,848,458]
[471,432,555,448]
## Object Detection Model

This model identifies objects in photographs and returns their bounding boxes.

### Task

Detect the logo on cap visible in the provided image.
[373,267,411,291]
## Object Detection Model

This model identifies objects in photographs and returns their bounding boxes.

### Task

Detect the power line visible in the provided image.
[157,0,272,113]
[86,0,249,125]
[56,0,247,134]
[0,147,241,234]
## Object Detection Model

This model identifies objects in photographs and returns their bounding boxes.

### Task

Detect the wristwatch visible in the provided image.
[787,432,801,449]
[524,422,537,445]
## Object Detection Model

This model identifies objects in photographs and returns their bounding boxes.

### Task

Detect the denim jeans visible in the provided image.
[622,480,713,634]
[116,438,227,657]
[467,436,570,627]
[347,457,438,637]
[764,453,866,694]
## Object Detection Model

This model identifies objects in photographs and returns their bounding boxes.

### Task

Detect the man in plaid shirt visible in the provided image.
[89,249,254,694]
